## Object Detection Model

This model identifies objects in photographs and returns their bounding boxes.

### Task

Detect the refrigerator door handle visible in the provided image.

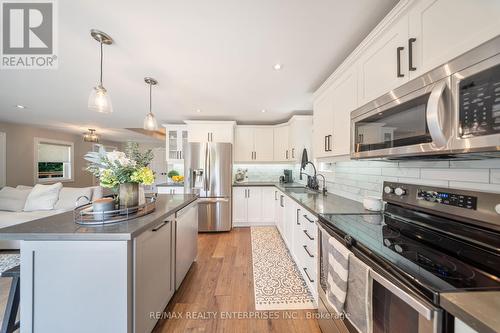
[204,144,209,192]
[207,145,211,193]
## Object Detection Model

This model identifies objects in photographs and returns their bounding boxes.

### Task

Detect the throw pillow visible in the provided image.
[23,182,63,212]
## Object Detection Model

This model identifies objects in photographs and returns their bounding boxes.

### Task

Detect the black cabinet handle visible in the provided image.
[327,135,333,152]
[296,209,301,225]
[280,195,284,207]
[397,46,404,77]
[275,190,277,200]
[303,229,314,240]
[409,38,416,71]
[303,245,314,258]
[152,221,169,232]
[324,136,328,152]
[303,214,314,223]
[303,267,314,282]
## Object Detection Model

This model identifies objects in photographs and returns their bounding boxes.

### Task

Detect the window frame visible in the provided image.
[34,137,74,184]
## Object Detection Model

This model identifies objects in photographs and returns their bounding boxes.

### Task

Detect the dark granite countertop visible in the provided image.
[233,181,372,216]
[440,291,500,333]
[156,182,184,187]
[0,194,197,241]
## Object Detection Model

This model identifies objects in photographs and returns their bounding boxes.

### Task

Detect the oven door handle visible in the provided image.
[370,270,440,322]
[426,81,448,147]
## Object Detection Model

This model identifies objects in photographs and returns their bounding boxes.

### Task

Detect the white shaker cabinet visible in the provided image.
[408,0,500,79]
[274,124,290,161]
[232,186,275,226]
[313,85,335,159]
[275,190,286,236]
[246,187,264,223]
[234,126,274,162]
[288,116,313,162]
[330,67,358,156]
[357,11,409,105]
[185,121,235,143]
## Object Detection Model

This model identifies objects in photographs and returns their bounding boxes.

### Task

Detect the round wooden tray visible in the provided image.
[74,196,156,225]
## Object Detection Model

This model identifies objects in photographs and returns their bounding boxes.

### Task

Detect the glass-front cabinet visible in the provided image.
[164,125,188,162]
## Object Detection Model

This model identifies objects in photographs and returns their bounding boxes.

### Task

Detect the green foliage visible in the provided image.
[124,141,154,167]
[167,170,180,178]
[84,143,155,188]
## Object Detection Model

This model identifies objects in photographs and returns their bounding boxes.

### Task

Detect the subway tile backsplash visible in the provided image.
[233,164,299,182]
[320,159,500,202]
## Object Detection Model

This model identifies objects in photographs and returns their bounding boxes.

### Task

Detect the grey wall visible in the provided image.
[0,122,122,187]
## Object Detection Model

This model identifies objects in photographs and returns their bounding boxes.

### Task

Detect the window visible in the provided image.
[35,138,74,183]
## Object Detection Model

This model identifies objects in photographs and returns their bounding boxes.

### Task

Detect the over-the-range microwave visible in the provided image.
[351,36,500,160]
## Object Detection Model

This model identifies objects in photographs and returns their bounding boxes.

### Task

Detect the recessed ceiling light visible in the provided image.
[15,104,26,109]
[196,109,201,113]
[273,63,282,71]
[261,109,267,113]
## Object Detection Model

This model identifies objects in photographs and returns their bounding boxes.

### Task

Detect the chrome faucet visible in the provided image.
[316,174,327,196]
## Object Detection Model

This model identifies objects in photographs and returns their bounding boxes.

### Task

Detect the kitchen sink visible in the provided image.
[285,187,319,195]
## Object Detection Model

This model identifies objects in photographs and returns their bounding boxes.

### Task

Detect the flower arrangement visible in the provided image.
[85,142,155,189]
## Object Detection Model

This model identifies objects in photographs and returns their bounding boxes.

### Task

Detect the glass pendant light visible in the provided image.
[143,77,159,131]
[88,30,113,113]
[83,129,99,143]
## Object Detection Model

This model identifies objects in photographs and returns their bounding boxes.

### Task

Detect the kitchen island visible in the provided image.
[0,194,198,333]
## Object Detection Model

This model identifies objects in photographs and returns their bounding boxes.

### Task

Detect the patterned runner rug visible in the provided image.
[250,226,316,310]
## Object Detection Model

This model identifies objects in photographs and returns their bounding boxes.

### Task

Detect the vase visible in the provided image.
[119,183,139,209]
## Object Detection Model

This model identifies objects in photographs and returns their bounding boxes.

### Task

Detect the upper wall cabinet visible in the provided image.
[164,125,188,162]
[234,126,274,162]
[313,85,335,159]
[313,0,500,160]
[357,12,410,105]
[313,67,358,159]
[408,0,500,79]
[185,121,235,143]
[234,116,312,163]
[273,125,290,162]
[288,116,313,162]
[330,67,358,156]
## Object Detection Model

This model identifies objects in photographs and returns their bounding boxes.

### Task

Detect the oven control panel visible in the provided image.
[459,63,500,138]
[417,190,477,210]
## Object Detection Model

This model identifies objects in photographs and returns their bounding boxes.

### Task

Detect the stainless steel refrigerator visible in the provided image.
[184,142,233,232]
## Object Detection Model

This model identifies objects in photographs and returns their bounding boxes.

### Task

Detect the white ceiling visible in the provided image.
[0,0,398,142]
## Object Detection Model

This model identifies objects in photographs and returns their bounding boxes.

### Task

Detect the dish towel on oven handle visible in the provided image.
[345,252,373,333]
[326,233,351,314]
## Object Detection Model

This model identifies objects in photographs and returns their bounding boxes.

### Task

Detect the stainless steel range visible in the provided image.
[318,182,500,333]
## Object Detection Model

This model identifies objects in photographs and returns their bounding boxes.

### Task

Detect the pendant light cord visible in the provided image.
[149,82,152,114]
[99,42,103,86]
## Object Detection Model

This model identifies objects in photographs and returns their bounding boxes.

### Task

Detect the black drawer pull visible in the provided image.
[303,229,314,240]
[303,245,314,258]
[303,215,314,223]
[303,267,314,283]
[152,221,169,232]
[397,46,404,78]
[296,209,301,225]
[408,38,416,71]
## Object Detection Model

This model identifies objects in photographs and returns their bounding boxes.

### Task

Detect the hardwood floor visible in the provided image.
[153,227,322,333]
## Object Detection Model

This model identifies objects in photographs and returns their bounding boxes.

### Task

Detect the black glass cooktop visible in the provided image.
[319,208,500,300]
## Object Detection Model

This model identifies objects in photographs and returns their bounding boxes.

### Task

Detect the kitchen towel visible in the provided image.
[326,233,351,314]
[345,253,373,333]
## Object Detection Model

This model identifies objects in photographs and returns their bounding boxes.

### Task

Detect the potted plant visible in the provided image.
[85,142,155,208]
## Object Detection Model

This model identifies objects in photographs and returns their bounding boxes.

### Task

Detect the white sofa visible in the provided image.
[0,185,102,249]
